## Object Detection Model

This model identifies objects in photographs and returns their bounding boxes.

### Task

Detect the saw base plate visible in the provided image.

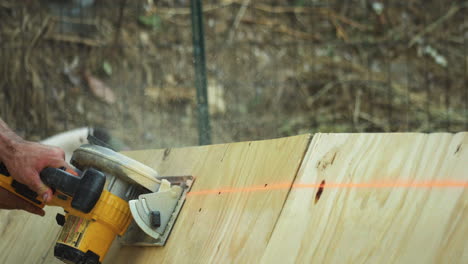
[120,175,194,246]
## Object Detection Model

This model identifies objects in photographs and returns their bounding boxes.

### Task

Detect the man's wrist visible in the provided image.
[0,120,24,164]
[0,134,21,164]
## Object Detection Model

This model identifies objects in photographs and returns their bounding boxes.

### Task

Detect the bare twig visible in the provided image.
[327,10,371,31]
[45,34,104,46]
[49,16,98,26]
[251,3,316,13]
[25,16,50,72]
[150,1,234,16]
[359,112,390,131]
[142,61,153,87]
[227,0,251,43]
[353,89,362,125]
[307,82,336,107]
[43,18,112,47]
[241,18,320,40]
[165,17,191,27]
[152,1,370,32]
[114,0,127,43]
[408,4,462,47]
[251,3,371,31]
[330,16,348,41]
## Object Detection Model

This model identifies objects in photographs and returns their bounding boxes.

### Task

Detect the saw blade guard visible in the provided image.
[123,176,194,246]
[71,144,162,192]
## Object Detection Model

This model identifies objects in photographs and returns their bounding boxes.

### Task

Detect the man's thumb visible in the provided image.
[31,177,52,203]
[41,188,53,203]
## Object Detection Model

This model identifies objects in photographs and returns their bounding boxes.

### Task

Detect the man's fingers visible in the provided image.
[36,158,73,203]
[51,146,66,160]
[2,142,70,212]
[47,158,73,172]
[41,188,53,203]
[29,175,52,203]
[45,146,66,161]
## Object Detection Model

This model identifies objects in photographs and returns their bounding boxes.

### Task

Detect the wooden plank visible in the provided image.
[3,133,466,264]
[261,133,468,263]
[104,135,311,263]
[0,207,62,264]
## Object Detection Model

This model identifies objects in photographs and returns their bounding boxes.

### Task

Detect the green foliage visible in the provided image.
[102,61,112,76]
[326,45,334,57]
[138,14,161,29]
[294,0,306,7]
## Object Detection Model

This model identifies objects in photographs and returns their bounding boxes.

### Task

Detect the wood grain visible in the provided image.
[0,207,62,264]
[1,133,466,264]
[261,133,468,263]
[105,135,311,263]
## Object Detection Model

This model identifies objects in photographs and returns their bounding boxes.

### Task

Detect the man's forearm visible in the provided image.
[0,118,23,163]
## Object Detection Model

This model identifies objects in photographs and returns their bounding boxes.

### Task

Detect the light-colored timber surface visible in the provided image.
[0,133,466,264]
[0,207,62,264]
[106,134,311,263]
[261,133,467,263]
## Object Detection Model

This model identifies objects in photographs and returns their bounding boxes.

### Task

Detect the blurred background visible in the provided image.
[0,0,467,150]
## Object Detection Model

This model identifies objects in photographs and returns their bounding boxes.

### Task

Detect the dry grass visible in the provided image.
[0,0,466,148]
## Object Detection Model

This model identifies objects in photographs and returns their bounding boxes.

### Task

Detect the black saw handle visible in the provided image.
[0,163,105,213]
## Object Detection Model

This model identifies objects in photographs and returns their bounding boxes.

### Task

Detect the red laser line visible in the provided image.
[186,180,468,196]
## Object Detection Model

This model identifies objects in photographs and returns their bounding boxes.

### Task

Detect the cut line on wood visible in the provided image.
[186,180,468,196]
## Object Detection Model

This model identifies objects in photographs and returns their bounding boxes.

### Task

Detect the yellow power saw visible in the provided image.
[0,144,194,264]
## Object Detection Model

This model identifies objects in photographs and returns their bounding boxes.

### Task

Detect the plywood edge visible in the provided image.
[120,133,312,178]
[123,134,312,155]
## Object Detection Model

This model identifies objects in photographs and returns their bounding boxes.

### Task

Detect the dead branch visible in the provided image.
[149,1,234,16]
[359,112,390,131]
[408,4,463,47]
[227,0,251,43]
[49,16,99,26]
[307,82,336,107]
[251,3,371,31]
[45,34,104,47]
[241,18,320,40]
[326,10,371,31]
[353,89,362,125]
[251,3,317,13]
[25,16,51,72]
[330,16,348,41]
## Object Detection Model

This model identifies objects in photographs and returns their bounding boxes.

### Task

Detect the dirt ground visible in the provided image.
[0,0,467,150]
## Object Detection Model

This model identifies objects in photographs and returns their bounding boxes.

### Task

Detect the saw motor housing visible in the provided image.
[53,190,132,264]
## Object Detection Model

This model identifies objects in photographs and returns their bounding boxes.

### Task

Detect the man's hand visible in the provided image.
[0,187,45,216]
[0,118,71,215]
[3,141,69,203]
